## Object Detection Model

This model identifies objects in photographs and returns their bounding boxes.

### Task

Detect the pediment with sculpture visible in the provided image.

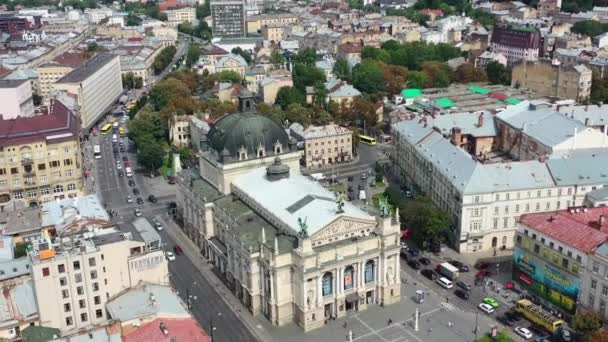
[310,216,376,244]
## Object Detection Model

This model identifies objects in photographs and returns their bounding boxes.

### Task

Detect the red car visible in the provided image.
[173,245,184,255]
[505,282,514,290]
[124,161,130,168]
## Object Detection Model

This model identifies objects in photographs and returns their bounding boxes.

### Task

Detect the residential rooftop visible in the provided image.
[123,318,209,342]
[520,207,608,253]
[57,53,117,83]
[106,284,189,322]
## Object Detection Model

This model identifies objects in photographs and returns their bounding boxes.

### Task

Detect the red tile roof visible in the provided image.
[520,207,608,252]
[0,99,79,146]
[123,318,210,342]
[421,9,444,15]
[53,51,87,69]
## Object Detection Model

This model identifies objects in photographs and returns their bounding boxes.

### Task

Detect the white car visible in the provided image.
[514,327,533,339]
[116,163,122,170]
[165,251,176,261]
[134,208,142,217]
[478,303,495,314]
[154,221,163,231]
[126,196,133,203]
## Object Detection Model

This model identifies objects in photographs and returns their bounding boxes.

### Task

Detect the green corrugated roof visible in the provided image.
[401,88,422,99]
[468,86,490,94]
[22,326,61,342]
[435,98,455,108]
[505,98,522,105]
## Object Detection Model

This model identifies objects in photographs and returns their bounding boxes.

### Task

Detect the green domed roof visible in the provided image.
[207,112,290,160]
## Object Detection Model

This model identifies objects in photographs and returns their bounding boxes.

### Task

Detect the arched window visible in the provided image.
[322,272,333,296]
[365,260,375,283]
[344,266,354,290]
[502,236,507,246]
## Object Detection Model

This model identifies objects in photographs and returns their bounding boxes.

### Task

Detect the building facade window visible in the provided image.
[365,260,375,283]
[322,272,333,296]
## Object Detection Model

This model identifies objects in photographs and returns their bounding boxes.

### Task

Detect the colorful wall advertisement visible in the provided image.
[344,268,353,290]
[513,247,580,312]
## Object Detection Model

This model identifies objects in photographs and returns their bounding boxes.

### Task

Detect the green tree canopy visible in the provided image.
[293,64,326,91]
[231,47,253,65]
[454,63,487,83]
[352,60,385,95]
[153,46,177,75]
[571,20,608,38]
[591,72,608,104]
[572,310,603,337]
[400,196,450,248]
[186,45,201,67]
[275,86,305,109]
[293,48,319,66]
[486,61,510,85]
[216,70,242,83]
[333,57,351,82]
[270,50,286,69]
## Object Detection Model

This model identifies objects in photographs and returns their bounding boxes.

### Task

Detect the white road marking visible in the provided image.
[353,315,389,342]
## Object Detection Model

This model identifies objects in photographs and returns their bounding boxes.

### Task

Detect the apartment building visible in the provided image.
[169,114,191,148]
[30,227,169,332]
[246,13,299,34]
[210,0,246,38]
[165,7,198,27]
[511,60,592,102]
[290,124,353,168]
[53,54,123,131]
[37,52,87,99]
[0,79,35,119]
[0,100,82,212]
[490,24,541,65]
[515,207,608,316]
[392,101,608,253]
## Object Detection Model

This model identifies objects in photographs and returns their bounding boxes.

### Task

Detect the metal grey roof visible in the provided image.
[0,257,30,281]
[557,104,608,127]
[547,150,608,186]
[231,167,373,236]
[0,279,38,326]
[430,111,497,138]
[57,53,117,83]
[106,284,188,322]
[40,194,109,228]
[131,218,162,246]
[497,101,589,147]
[466,161,554,194]
[586,187,608,201]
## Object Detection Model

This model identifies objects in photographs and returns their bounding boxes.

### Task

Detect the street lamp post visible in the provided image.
[210,312,222,342]
[186,282,197,310]
[474,311,479,341]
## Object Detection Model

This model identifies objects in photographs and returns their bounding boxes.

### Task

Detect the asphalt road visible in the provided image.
[92,127,258,342]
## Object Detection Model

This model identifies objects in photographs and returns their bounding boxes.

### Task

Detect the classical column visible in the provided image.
[337,268,342,294]
[317,276,322,305]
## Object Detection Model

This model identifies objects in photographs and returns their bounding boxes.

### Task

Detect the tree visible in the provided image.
[475,330,514,342]
[591,72,608,104]
[352,60,385,95]
[285,103,313,127]
[134,76,143,89]
[382,63,408,95]
[122,72,136,89]
[407,71,427,89]
[293,64,326,91]
[137,135,166,173]
[454,63,487,83]
[293,48,318,66]
[589,329,608,342]
[153,46,177,75]
[216,70,242,83]
[203,98,237,118]
[400,196,450,249]
[231,47,253,65]
[178,147,193,162]
[126,13,141,26]
[275,86,305,109]
[270,50,286,69]
[333,57,351,81]
[350,96,379,127]
[127,110,167,143]
[14,242,28,258]
[420,61,453,88]
[186,45,201,67]
[572,310,603,337]
[87,42,99,52]
[486,61,510,85]
[375,161,384,183]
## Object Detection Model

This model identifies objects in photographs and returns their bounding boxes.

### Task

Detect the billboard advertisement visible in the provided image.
[513,247,579,312]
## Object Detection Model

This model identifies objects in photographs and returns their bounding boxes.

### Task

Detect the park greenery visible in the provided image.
[591,72,608,104]
[186,45,201,68]
[474,330,513,342]
[153,46,177,75]
[124,1,166,21]
[178,1,212,40]
[572,309,603,338]
[571,20,608,38]
[122,72,143,90]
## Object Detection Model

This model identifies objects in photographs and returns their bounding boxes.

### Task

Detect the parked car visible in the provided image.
[478,303,495,314]
[483,297,500,308]
[419,257,431,266]
[559,329,573,342]
[148,195,158,203]
[134,208,142,217]
[360,173,368,180]
[165,251,176,261]
[456,281,472,291]
[421,269,437,280]
[128,180,136,187]
[407,260,421,270]
[133,188,140,195]
[173,245,184,255]
[408,248,420,257]
[514,327,533,339]
[449,260,470,272]
[497,315,514,327]
[122,156,128,162]
[126,196,133,203]
[454,289,469,300]
[119,146,125,153]
[154,220,163,231]
[475,261,490,270]
[136,197,143,205]
[505,311,522,322]
[118,171,123,177]
[347,176,354,182]
[400,250,409,259]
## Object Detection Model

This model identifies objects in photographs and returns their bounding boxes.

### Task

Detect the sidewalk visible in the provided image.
[156,214,273,342]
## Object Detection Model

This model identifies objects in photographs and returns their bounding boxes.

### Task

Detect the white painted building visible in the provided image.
[0,79,34,119]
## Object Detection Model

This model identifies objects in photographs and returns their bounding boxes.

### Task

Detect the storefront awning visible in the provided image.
[346,293,359,304]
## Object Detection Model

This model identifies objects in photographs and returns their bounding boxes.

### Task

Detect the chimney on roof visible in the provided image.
[477,113,484,127]
[585,118,590,126]
[600,215,606,226]
[451,127,462,146]
[160,322,169,336]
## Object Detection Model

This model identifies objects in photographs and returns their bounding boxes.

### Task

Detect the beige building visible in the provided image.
[176,105,400,330]
[37,63,75,99]
[165,7,198,27]
[53,54,123,131]
[95,25,144,39]
[30,225,169,332]
[246,13,298,34]
[291,124,353,168]
[511,60,592,102]
[258,72,293,104]
[169,114,191,148]
[261,23,288,42]
[0,100,82,211]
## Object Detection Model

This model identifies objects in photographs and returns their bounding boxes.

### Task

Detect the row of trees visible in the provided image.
[571,20,608,38]
[125,1,166,21]
[153,46,177,75]
[122,72,144,90]
[591,72,608,104]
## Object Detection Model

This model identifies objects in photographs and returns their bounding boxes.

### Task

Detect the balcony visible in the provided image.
[24,179,36,187]
[21,158,33,166]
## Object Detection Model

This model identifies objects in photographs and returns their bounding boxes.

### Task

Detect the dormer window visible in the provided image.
[238,147,248,161]
[274,142,282,154]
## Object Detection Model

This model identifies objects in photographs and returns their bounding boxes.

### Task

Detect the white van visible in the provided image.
[112,134,118,143]
[125,167,133,177]
[436,277,453,289]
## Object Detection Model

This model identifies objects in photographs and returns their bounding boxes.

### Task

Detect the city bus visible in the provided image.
[358,134,377,145]
[514,299,565,333]
[93,145,101,159]
[100,124,113,135]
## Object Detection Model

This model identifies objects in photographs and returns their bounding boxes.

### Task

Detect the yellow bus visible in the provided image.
[514,299,565,333]
[127,101,136,111]
[359,134,377,145]
[100,123,112,135]
[118,127,126,136]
